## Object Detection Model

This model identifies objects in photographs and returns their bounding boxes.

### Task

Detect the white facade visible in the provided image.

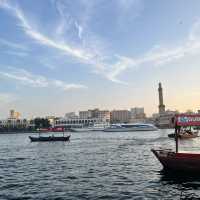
[0,118,34,128]
[55,117,107,128]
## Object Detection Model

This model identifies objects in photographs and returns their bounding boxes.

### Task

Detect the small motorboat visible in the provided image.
[168,133,176,138]
[29,135,70,142]
[168,129,198,139]
[168,132,198,139]
[152,114,200,173]
[179,132,198,139]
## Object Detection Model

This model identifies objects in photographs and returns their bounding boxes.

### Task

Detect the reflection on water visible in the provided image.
[159,171,200,199]
[0,130,200,199]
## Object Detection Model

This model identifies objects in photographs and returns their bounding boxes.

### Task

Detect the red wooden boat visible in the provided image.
[29,127,71,142]
[152,114,200,172]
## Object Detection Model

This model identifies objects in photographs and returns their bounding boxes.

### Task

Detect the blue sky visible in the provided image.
[1,0,200,118]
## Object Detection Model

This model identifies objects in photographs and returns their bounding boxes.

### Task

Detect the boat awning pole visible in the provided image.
[175,124,180,153]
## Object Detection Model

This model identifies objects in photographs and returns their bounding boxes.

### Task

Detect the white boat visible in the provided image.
[88,122,110,131]
[70,122,110,132]
[70,127,90,132]
[103,123,158,132]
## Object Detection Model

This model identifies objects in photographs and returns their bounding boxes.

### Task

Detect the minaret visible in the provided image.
[158,82,165,114]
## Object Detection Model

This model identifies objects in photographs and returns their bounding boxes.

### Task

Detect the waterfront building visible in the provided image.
[110,110,131,123]
[55,108,110,128]
[9,109,21,119]
[146,83,178,128]
[130,107,146,123]
[158,83,165,114]
[0,118,35,131]
[155,110,178,128]
[79,108,110,122]
[94,109,110,122]
[65,112,78,119]
[148,83,177,128]
[46,116,56,127]
[55,117,106,128]
[0,118,34,129]
[0,110,35,131]
[79,110,92,119]
[130,107,145,117]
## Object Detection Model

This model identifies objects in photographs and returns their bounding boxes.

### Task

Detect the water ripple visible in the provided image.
[0,131,200,199]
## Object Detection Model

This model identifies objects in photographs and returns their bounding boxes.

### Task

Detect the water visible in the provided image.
[0,130,200,199]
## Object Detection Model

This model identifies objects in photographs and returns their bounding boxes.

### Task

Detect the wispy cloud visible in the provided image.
[0,92,18,104]
[1,0,200,85]
[39,58,56,70]
[0,38,28,51]
[0,1,108,76]
[103,19,200,82]
[3,50,28,57]
[51,0,200,83]
[0,69,48,88]
[0,68,87,91]
[0,0,94,61]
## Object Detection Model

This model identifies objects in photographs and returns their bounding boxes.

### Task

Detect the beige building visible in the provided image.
[79,111,92,119]
[110,110,131,123]
[79,108,110,122]
[154,110,178,128]
[130,107,146,123]
[9,109,21,119]
[65,112,78,119]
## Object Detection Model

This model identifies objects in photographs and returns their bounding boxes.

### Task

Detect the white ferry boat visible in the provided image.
[88,122,110,131]
[103,123,158,132]
[70,122,110,132]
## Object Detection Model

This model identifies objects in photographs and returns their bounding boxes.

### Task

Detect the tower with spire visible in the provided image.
[158,82,165,114]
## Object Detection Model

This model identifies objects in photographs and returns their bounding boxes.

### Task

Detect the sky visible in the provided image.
[1,0,200,118]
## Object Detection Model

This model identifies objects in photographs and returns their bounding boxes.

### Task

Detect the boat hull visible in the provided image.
[70,128,90,132]
[168,133,198,139]
[29,135,70,142]
[152,149,200,172]
[104,127,158,132]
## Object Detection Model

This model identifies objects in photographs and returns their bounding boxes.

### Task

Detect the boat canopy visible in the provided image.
[48,127,64,132]
[38,127,64,132]
[175,114,200,126]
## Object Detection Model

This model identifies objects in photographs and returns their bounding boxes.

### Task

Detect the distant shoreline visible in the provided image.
[0,131,38,134]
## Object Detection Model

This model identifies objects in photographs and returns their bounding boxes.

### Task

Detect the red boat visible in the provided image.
[152,114,200,172]
[29,127,71,142]
[38,127,65,132]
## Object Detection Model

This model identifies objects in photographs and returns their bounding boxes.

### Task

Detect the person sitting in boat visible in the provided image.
[184,127,193,134]
[186,130,192,134]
